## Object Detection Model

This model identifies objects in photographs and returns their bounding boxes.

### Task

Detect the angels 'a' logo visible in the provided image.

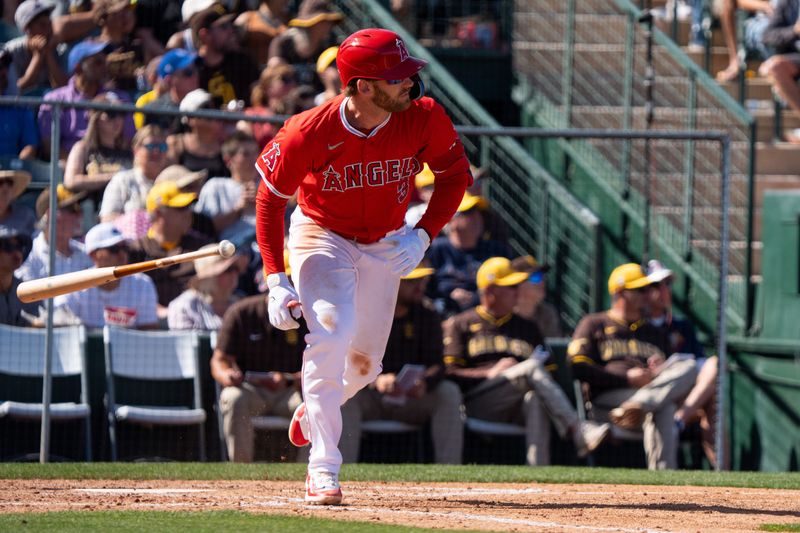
[395,38,409,61]
[396,178,409,204]
[260,142,281,172]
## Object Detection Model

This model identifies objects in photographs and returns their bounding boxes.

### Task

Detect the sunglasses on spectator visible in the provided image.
[528,271,544,284]
[143,142,168,153]
[103,244,127,255]
[0,177,14,188]
[100,111,124,120]
[0,239,23,253]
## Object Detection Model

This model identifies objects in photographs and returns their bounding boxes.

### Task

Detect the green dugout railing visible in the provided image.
[513,0,757,335]
[334,0,604,329]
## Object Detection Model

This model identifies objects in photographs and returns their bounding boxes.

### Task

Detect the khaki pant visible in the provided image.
[219,382,303,463]
[465,358,579,466]
[590,358,698,470]
[339,380,464,464]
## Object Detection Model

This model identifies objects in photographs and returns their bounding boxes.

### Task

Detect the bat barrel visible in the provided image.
[16,267,118,303]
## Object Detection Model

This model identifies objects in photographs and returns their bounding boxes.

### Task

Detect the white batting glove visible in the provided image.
[383,227,431,277]
[266,273,302,330]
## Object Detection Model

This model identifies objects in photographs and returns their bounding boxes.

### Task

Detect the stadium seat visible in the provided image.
[0,324,91,461]
[103,326,206,462]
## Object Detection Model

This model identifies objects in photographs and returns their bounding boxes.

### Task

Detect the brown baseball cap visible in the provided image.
[191,3,235,34]
[288,0,343,28]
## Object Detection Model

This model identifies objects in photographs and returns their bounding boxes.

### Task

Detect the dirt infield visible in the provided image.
[2,478,799,532]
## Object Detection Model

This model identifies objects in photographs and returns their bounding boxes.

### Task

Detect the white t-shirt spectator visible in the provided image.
[195,177,256,242]
[53,272,158,328]
[167,288,234,331]
[99,167,155,218]
[15,231,93,281]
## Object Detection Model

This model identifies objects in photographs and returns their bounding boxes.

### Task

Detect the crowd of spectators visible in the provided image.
[0,0,715,468]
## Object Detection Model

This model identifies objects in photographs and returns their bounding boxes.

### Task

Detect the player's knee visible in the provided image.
[433,379,462,407]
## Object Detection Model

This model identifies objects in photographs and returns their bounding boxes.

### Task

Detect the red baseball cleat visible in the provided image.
[305,471,343,505]
[288,402,310,447]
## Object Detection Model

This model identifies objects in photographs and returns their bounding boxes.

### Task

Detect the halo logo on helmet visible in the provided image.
[337,28,428,100]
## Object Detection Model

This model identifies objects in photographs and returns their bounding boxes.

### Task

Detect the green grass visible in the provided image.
[1,463,798,490]
[0,511,467,533]
[760,525,800,532]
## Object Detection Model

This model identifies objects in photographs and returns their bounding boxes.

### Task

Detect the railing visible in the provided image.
[512,0,757,334]
[334,0,604,330]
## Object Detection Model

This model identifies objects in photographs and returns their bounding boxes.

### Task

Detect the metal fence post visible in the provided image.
[716,136,731,471]
[40,102,61,464]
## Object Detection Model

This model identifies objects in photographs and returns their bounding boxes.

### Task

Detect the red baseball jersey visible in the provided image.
[255,93,471,274]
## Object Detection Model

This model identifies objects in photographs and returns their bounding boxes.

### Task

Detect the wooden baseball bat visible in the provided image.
[16,240,236,304]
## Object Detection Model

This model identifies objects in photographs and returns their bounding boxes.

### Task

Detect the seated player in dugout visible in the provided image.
[568,262,698,470]
[443,257,610,466]
[339,263,463,464]
[211,255,306,463]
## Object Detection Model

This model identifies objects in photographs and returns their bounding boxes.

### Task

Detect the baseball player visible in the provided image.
[254,28,471,504]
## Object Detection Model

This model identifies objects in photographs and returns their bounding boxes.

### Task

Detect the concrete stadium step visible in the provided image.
[518,0,619,15]
[640,173,800,209]
[720,77,774,102]
[755,143,800,174]
[515,13,630,44]
[684,47,762,78]
[654,18,728,48]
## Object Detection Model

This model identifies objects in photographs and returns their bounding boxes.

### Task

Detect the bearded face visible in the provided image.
[370,80,412,113]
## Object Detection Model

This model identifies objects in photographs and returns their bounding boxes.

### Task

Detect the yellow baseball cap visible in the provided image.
[146,181,197,213]
[402,265,435,280]
[457,191,488,213]
[414,163,435,189]
[476,257,529,290]
[607,263,652,295]
[316,46,338,74]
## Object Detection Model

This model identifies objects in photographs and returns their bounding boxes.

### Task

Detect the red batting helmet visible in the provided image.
[337,28,428,100]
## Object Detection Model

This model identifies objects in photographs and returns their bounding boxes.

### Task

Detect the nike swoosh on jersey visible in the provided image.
[327,141,345,150]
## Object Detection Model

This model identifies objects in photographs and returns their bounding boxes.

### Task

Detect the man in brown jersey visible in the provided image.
[443,257,610,465]
[568,262,698,469]
[339,264,463,464]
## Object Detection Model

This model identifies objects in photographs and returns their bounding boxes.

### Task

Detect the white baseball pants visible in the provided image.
[287,208,402,475]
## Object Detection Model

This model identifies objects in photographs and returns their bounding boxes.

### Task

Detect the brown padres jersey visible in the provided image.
[567,311,669,395]
[443,306,546,392]
[215,295,305,374]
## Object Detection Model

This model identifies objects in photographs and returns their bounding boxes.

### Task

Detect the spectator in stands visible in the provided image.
[16,185,93,281]
[167,88,229,177]
[166,0,217,52]
[193,3,259,106]
[427,192,514,316]
[167,242,246,330]
[99,124,168,222]
[715,0,776,82]
[127,180,212,318]
[3,0,67,96]
[0,49,39,159]
[405,163,435,228]
[50,0,96,45]
[314,45,339,105]
[63,93,133,198]
[135,0,182,54]
[37,39,135,161]
[133,55,163,129]
[645,259,718,468]
[511,255,563,338]
[94,0,147,93]
[153,163,217,242]
[568,263,698,470]
[0,167,36,237]
[53,222,159,329]
[0,221,36,326]
[141,49,200,133]
[340,264,464,464]
[758,0,800,141]
[195,131,259,244]
[211,292,305,462]
[240,62,296,148]
[267,0,342,89]
[444,257,610,465]
[235,0,290,67]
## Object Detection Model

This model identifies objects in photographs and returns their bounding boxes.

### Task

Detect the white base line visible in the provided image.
[247,496,674,533]
[75,489,212,494]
